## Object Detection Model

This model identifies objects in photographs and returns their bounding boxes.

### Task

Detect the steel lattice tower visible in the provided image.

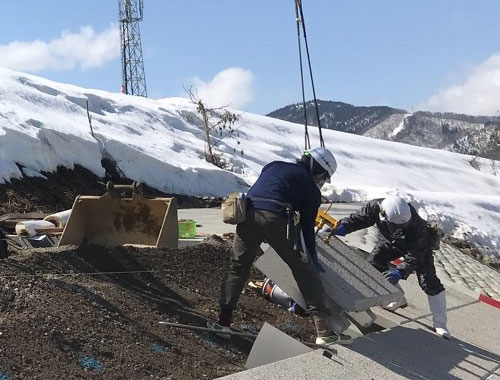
[119,0,147,97]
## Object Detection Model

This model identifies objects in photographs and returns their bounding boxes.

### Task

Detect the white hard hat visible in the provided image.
[306,147,337,182]
[380,196,412,225]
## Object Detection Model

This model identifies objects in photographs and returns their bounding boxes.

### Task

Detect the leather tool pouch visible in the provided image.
[221,193,247,225]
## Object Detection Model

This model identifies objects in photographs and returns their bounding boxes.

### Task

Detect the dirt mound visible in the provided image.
[0,165,221,216]
[0,239,314,379]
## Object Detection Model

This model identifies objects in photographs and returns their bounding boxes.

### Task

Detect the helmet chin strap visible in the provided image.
[316,178,326,190]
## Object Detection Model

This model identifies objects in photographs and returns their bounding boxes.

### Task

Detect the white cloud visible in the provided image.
[190,67,255,109]
[421,53,500,116]
[0,24,120,72]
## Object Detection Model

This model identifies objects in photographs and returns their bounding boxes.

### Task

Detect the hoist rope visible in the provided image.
[295,1,311,150]
[294,0,325,149]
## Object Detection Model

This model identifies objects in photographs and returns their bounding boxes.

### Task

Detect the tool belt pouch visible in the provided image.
[427,221,443,251]
[222,193,247,224]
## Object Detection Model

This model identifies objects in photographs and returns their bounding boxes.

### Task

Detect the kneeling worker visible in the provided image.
[334,196,451,339]
[209,147,352,345]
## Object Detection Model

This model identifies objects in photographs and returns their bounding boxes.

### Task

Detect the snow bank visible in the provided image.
[1,66,499,255]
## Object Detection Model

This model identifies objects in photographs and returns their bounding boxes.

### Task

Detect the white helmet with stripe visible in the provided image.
[306,147,337,183]
[380,196,412,225]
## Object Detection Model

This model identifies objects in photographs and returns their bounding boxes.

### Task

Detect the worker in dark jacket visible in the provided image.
[334,196,450,339]
[209,147,352,345]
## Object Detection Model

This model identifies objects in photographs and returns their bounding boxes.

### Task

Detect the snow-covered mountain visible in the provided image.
[1,67,500,258]
[267,100,406,135]
[268,101,500,160]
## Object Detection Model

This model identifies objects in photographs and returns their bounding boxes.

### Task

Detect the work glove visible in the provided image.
[310,254,325,273]
[384,269,402,285]
[334,224,347,236]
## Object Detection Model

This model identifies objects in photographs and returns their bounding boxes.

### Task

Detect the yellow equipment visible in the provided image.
[58,182,178,248]
[315,199,339,243]
[315,209,338,231]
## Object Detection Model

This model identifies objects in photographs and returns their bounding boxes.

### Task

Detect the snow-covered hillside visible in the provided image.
[1,67,500,257]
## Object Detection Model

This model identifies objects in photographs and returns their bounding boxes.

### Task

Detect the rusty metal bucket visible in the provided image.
[58,182,178,248]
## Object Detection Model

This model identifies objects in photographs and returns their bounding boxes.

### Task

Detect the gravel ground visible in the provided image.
[0,238,315,380]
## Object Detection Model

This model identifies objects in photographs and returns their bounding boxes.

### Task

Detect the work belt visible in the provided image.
[247,196,298,249]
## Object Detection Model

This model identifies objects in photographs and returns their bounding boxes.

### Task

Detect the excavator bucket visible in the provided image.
[58,182,178,248]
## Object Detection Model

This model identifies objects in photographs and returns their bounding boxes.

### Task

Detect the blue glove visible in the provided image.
[335,224,347,236]
[310,254,325,273]
[384,269,402,285]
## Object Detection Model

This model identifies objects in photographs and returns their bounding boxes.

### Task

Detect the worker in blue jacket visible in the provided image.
[209,147,352,346]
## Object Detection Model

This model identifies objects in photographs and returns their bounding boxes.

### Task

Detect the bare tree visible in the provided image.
[185,87,241,168]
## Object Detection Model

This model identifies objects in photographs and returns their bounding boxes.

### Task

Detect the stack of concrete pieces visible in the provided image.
[255,236,403,313]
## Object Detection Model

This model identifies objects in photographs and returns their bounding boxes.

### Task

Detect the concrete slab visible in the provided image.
[218,349,389,380]
[335,323,500,380]
[220,322,500,380]
[316,237,403,311]
[245,322,312,370]
[255,238,403,313]
[487,369,500,380]
[441,300,500,356]
[254,247,307,309]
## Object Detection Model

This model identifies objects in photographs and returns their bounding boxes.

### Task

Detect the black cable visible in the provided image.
[295,0,311,150]
[295,0,325,148]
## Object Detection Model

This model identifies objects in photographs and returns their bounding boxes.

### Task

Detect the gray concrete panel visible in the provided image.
[218,348,410,380]
[220,322,500,380]
[254,248,307,309]
[316,237,403,311]
[255,237,403,313]
[244,323,312,370]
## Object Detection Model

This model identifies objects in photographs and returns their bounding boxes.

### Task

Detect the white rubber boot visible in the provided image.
[427,291,451,339]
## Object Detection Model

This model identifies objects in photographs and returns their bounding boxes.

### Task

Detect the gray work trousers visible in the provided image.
[219,209,328,317]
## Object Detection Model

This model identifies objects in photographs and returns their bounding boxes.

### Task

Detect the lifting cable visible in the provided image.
[294,0,325,149]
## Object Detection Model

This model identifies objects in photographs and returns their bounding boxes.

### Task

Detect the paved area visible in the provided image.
[178,208,235,236]
[436,243,500,299]
[181,206,500,380]
[220,261,500,380]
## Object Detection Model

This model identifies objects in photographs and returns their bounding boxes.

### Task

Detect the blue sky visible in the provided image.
[1,1,499,115]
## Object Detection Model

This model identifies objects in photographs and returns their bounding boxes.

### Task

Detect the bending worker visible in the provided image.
[334,195,451,339]
[209,147,352,345]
